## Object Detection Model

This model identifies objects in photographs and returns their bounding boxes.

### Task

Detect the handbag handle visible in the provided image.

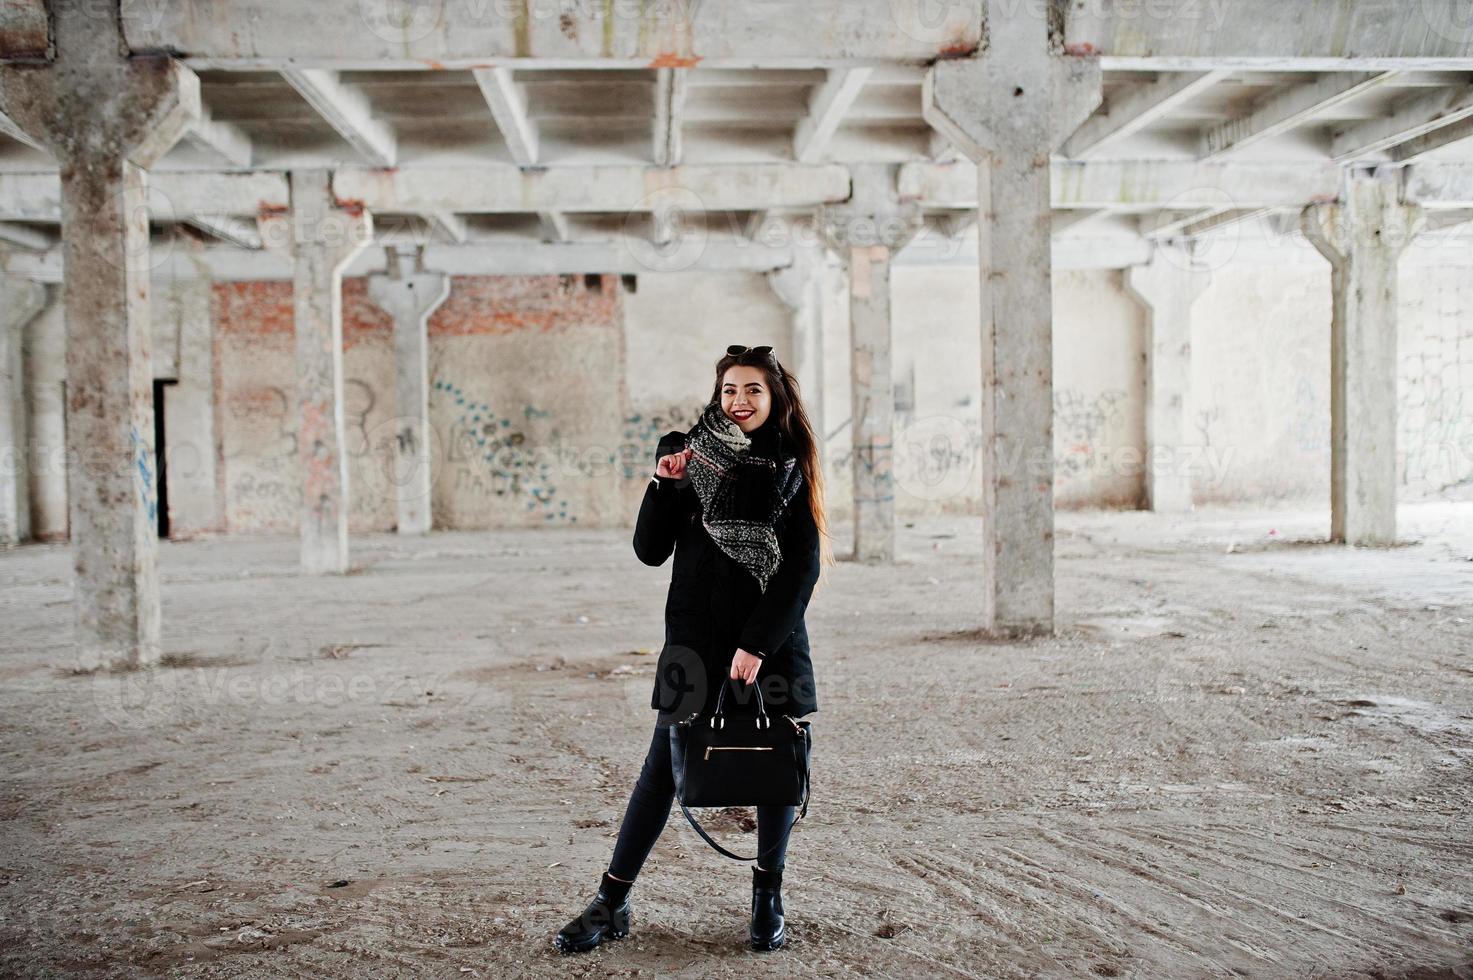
[710,676,770,730]
[678,732,810,863]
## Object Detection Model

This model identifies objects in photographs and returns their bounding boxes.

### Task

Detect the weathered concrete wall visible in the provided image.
[428,275,627,530]
[885,241,1472,515]
[12,249,1470,542]
[1192,251,1331,505]
[1050,269,1147,511]
[1397,254,1473,502]
[216,274,628,535]
[1193,237,1473,506]
[890,263,983,517]
[152,278,221,537]
[22,294,66,541]
[621,270,790,517]
[818,255,852,523]
[214,279,390,535]
[883,264,1146,517]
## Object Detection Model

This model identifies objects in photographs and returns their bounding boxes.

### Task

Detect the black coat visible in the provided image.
[634,429,821,725]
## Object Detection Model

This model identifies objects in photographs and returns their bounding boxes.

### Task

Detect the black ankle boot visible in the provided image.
[749,865,785,951]
[554,871,633,954]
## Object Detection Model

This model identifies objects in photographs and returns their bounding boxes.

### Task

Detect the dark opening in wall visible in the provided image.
[621,274,637,294]
[583,273,601,291]
[152,379,178,539]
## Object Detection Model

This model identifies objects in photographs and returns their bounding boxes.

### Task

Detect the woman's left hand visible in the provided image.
[729,648,763,685]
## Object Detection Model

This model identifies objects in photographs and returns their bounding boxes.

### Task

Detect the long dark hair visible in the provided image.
[708,348,835,583]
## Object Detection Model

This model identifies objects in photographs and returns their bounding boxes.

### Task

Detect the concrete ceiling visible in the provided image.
[2,1,1473,265]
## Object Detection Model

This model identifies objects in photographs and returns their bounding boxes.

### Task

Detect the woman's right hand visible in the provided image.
[657,448,692,480]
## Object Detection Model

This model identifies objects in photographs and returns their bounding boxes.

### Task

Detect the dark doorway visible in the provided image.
[152,379,177,539]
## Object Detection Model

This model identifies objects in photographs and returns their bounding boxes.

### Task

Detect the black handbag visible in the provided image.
[668,681,811,862]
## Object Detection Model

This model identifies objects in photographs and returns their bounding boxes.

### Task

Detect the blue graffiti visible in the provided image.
[129,425,157,524]
[432,378,573,523]
[620,404,703,479]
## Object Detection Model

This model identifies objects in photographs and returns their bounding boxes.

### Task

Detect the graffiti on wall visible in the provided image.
[1054,388,1128,477]
[1193,404,1221,448]
[223,377,404,530]
[620,402,705,479]
[130,425,157,525]
[892,408,983,505]
[1399,334,1473,495]
[432,378,573,522]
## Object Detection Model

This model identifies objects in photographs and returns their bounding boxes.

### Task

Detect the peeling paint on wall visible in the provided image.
[214,273,628,533]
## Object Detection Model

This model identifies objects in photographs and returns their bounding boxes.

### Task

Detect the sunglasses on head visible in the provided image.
[727,344,773,357]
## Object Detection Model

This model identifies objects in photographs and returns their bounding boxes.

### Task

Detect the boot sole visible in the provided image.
[750,929,785,951]
[554,928,629,955]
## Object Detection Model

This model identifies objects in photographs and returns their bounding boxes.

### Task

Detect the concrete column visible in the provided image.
[289,170,372,573]
[0,5,199,668]
[818,165,922,563]
[368,246,448,536]
[766,241,827,451]
[1124,245,1211,514]
[22,296,65,541]
[1300,171,1422,547]
[923,18,1101,635]
[160,277,222,537]
[1,277,47,548]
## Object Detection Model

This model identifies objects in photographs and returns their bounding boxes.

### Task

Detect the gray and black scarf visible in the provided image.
[684,401,803,593]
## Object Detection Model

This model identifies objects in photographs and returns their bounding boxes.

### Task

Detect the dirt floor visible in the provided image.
[1,500,1471,978]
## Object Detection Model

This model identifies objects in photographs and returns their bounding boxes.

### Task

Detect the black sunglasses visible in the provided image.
[727,344,773,357]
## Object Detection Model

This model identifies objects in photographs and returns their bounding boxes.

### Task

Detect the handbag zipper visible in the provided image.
[705,746,774,760]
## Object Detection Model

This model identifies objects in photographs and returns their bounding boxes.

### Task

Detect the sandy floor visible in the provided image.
[1,500,1471,978]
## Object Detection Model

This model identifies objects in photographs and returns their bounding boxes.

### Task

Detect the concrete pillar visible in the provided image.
[289,170,373,573]
[1,277,47,548]
[1124,245,1211,514]
[1300,171,1422,547]
[766,241,827,451]
[368,246,448,536]
[160,277,222,537]
[818,165,922,563]
[0,5,199,668]
[22,296,65,541]
[923,13,1101,635]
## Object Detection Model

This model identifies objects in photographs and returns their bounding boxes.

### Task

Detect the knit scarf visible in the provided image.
[684,401,803,593]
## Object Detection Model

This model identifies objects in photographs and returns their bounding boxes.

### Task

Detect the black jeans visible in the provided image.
[607,721,795,880]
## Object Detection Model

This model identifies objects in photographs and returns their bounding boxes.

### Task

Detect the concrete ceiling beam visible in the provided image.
[183,213,263,249]
[472,67,538,166]
[1331,83,1473,161]
[794,68,872,163]
[653,68,688,167]
[332,163,850,213]
[281,68,396,166]
[902,160,1348,209]
[113,0,980,67]
[1065,71,1228,158]
[0,240,800,281]
[183,103,253,168]
[0,171,289,221]
[99,0,1471,70]
[1200,72,1401,159]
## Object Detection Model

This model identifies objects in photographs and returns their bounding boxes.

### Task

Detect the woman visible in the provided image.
[554,344,832,955]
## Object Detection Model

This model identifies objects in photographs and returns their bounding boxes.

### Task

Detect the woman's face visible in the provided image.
[720,364,771,433]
